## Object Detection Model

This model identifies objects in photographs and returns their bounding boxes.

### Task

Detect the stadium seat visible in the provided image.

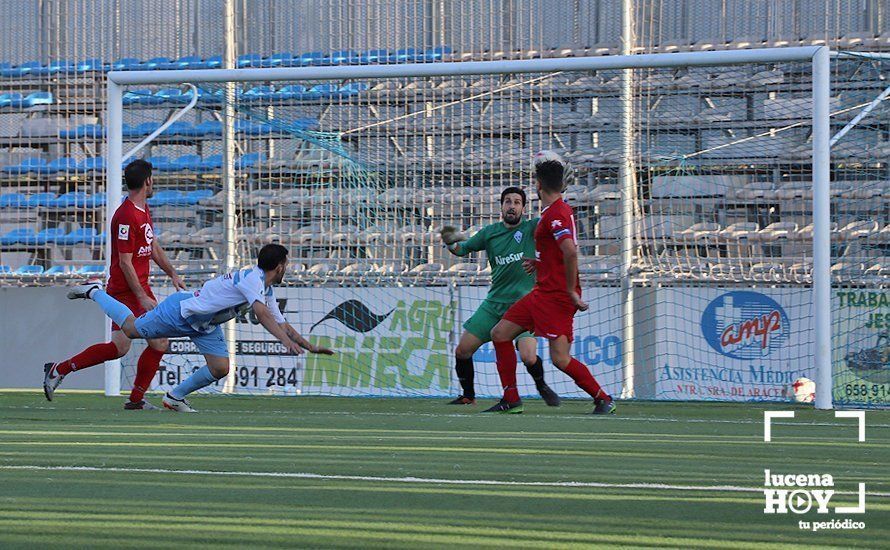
[200,154,223,171]
[329,50,360,65]
[145,156,175,171]
[60,123,105,139]
[0,265,9,273]
[171,154,204,171]
[261,52,297,67]
[44,265,74,275]
[111,58,142,71]
[77,265,105,275]
[359,49,390,64]
[305,83,338,99]
[0,192,27,208]
[338,82,369,96]
[77,157,106,172]
[186,189,214,204]
[32,59,77,76]
[390,48,423,63]
[123,88,163,105]
[34,227,66,244]
[2,157,49,174]
[0,228,37,245]
[424,46,453,61]
[14,264,44,275]
[161,121,194,136]
[46,157,79,174]
[163,55,205,69]
[143,56,172,70]
[236,152,265,169]
[9,91,53,108]
[49,191,99,208]
[55,228,102,246]
[155,88,187,103]
[297,51,326,66]
[148,190,186,206]
[186,120,222,137]
[237,53,263,68]
[0,60,41,77]
[243,85,275,102]
[24,193,57,208]
[76,58,107,72]
[275,84,306,100]
[0,92,23,107]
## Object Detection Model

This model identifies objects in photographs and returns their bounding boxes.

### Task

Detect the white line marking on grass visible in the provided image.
[2,465,889,497]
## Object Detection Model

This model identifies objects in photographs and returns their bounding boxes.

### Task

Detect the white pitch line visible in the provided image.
[2,465,889,497]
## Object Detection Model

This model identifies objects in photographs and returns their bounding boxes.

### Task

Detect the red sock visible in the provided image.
[129,347,164,403]
[493,340,520,402]
[563,358,608,400]
[55,342,119,376]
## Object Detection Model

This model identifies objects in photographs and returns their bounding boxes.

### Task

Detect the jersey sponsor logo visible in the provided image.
[513,230,523,243]
[700,291,790,359]
[551,219,563,228]
[494,252,524,266]
[143,223,154,245]
[118,224,130,240]
[137,245,152,257]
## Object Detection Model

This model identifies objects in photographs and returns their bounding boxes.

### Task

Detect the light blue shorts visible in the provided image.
[134,292,229,358]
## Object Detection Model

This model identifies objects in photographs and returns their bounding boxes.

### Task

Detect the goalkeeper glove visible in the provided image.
[440,226,466,251]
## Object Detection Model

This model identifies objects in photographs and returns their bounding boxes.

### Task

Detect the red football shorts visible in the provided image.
[502,290,578,342]
[109,287,156,331]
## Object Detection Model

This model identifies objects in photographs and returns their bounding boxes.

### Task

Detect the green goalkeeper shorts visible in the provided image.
[463,298,535,344]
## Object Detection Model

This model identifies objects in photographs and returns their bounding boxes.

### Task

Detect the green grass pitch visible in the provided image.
[0,392,887,548]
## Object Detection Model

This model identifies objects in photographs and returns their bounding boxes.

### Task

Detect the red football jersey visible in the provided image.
[107,198,154,295]
[534,198,581,297]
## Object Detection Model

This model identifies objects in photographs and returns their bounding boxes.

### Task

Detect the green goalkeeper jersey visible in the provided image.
[456,218,539,304]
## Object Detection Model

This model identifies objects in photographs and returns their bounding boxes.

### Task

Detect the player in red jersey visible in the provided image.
[485,152,615,414]
[43,159,186,409]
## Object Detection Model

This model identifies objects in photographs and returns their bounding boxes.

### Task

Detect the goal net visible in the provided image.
[106,48,886,408]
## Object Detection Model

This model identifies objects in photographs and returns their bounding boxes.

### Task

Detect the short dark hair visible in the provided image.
[258,243,288,271]
[124,159,152,190]
[535,160,564,193]
[500,186,526,206]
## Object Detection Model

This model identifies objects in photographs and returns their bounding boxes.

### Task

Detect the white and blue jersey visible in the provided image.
[133,266,286,357]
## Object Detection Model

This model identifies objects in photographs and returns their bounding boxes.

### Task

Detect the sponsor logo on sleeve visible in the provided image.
[118,224,130,240]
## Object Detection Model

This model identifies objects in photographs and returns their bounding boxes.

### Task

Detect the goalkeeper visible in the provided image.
[440,186,560,406]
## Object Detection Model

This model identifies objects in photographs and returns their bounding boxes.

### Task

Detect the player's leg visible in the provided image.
[163,327,228,413]
[125,337,167,410]
[517,336,560,406]
[68,283,141,338]
[451,330,483,404]
[484,304,531,414]
[42,329,131,402]
[548,336,615,414]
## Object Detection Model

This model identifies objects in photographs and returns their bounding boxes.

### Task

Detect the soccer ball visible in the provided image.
[792,377,816,403]
[533,150,574,191]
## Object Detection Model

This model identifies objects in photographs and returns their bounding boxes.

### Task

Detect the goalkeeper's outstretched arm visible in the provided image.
[440,225,468,256]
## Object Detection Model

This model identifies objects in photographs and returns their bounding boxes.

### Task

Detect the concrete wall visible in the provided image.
[0,286,106,390]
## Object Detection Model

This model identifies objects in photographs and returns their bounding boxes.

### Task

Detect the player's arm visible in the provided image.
[250,300,306,355]
[440,225,483,256]
[281,323,334,355]
[559,238,588,311]
[118,252,155,310]
[151,240,186,290]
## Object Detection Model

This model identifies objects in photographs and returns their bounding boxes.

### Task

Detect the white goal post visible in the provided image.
[104,46,834,408]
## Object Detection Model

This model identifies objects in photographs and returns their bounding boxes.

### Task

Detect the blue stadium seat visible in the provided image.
[46,157,79,173]
[161,121,194,136]
[14,265,44,275]
[172,155,204,171]
[148,190,186,206]
[60,124,105,139]
[2,158,49,174]
[0,192,28,208]
[135,122,162,136]
[78,265,105,275]
[34,227,66,244]
[32,60,77,76]
[329,50,360,65]
[0,60,41,77]
[11,91,53,108]
[155,88,187,103]
[146,156,175,171]
[424,46,452,61]
[0,228,37,245]
[50,191,99,208]
[45,265,73,275]
[390,48,423,63]
[25,193,57,207]
[123,89,163,105]
[359,49,389,64]
[202,56,223,69]
[197,87,223,104]
[0,265,9,273]
[305,83,338,99]
[76,58,108,72]
[190,120,222,136]
[143,57,172,70]
[276,84,306,100]
[243,85,275,102]
[200,154,223,171]
[78,157,106,172]
[0,93,23,107]
[236,152,266,169]
[56,228,101,246]
[298,51,326,66]
[111,58,142,71]
[237,53,263,68]
[262,52,297,67]
[186,189,214,204]
[164,55,205,69]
